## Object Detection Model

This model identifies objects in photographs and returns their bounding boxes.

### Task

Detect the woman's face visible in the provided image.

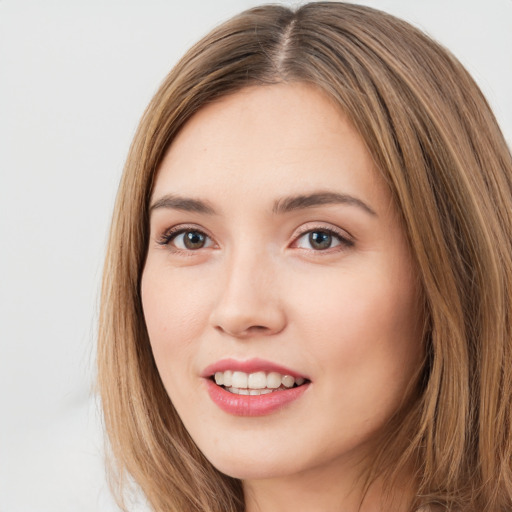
[141,83,423,482]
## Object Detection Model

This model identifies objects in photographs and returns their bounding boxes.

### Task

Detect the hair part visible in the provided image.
[98,3,512,511]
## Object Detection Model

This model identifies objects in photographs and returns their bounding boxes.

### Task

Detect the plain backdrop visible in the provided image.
[1,1,511,510]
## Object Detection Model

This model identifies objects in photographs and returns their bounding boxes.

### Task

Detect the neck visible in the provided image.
[243,459,414,512]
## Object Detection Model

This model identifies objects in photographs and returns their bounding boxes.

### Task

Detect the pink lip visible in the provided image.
[204,379,310,416]
[201,358,308,379]
[201,358,310,417]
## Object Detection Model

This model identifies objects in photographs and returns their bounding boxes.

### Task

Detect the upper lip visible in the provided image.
[201,358,309,380]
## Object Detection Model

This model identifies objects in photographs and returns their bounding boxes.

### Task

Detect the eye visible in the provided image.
[159,228,214,251]
[293,228,353,251]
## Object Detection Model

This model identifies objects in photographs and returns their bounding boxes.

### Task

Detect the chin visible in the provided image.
[199,442,302,481]
[213,458,292,481]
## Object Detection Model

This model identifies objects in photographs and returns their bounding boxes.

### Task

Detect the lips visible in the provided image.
[202,357,309,379]
[202,358,311,416]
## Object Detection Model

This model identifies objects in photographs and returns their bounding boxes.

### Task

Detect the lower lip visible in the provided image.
[205,379,309,417]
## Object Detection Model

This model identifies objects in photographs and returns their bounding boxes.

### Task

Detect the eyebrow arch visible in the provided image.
[272,191,377,216]
[149,194,217,215]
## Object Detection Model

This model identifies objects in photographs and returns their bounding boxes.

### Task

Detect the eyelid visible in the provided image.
[290,223,355,250]
[157,224,216,250]
[155,222,354,254]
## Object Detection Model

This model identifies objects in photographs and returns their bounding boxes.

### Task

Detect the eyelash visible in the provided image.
[292,225,354,252]
[157,225,214,255]
[157,224,354,254]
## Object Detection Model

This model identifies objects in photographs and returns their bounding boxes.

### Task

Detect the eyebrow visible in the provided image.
[149,194,217,215]
[272,191,377,216]
[149,191,377,217]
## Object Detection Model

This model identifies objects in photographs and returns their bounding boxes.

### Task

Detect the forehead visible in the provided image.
[152,83,385,212]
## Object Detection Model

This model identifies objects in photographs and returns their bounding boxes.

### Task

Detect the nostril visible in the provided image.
[245,325,271,335]
[215,324,271,337]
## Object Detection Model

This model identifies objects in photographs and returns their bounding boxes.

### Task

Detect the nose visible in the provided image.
[209,249,287,339]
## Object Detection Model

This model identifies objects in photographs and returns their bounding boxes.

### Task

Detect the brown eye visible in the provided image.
[308,231,333,250]
[182,231,207,249]
[296,230,340,250]
[166,229,213,250]
[293,227,353,252]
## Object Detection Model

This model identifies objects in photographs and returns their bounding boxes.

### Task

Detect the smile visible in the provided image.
[203,360,311,416]
[213,370,306,395]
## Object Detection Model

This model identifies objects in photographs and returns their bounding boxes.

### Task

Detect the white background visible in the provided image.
[1,1,510,510]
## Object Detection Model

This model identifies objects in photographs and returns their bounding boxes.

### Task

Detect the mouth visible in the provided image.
[203,361,311,416]
[210,370,309,395]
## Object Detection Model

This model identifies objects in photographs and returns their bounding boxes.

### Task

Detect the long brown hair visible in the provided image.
[97,3,512,511]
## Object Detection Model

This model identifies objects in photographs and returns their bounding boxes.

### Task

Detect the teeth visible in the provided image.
[223,370,233,387]
[231,371,248,389]
[248,371,267,389]
[213,370,307,390]
[227,387,276,395]
[282,375,295,388]
[267,372,282,389]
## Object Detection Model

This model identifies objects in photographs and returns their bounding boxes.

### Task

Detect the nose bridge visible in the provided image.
[211,240,285,337]
[228,241,270,294]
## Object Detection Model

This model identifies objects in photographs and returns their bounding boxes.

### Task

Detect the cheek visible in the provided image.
[288,262,422,388]
[140,267,212,379]
[295,269,422,440]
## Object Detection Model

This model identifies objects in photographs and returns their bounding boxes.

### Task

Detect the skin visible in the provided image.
[141,83,424,511]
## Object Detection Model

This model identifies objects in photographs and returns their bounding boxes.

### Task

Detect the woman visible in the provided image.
[97,2,512,511]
